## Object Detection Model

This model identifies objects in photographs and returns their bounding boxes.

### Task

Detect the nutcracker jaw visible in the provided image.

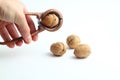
[38,9,63,32]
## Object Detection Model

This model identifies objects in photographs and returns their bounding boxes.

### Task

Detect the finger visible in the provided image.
[0,27,15,48]
[6,23,23,46]
[15,13,32,44]
[26,15,38,41]
[24,8,38,41]
[0,21,7,29]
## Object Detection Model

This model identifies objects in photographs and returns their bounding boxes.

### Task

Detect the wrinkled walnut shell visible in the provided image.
[41,14,59,28]
[39,9,63,32]
[74,44,91,59]
[66,34,80,49]
[50,42,66,56]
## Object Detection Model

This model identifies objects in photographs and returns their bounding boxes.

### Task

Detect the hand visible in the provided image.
[0,0,38,48]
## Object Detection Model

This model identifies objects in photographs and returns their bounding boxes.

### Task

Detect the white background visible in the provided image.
[0,0,120,80]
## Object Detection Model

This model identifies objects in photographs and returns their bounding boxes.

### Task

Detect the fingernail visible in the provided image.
[25,35,32,44]
[16,40,23,46]
[32,35,38,41]
[7,43,15,48]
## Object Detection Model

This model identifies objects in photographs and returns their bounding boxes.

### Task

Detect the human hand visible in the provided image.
[0,0,38,48]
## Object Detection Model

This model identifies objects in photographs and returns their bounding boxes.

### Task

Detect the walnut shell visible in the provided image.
[50,42,66,56]
[74,44,91,59]
[41,14,59,28]
[66,34,80,49]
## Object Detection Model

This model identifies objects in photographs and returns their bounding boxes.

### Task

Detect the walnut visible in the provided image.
[50,42,66,56]
[41,14,59,28]
[74,44,91,59]
[66,34,80,49]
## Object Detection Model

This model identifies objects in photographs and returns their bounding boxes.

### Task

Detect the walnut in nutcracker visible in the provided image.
[41,14,59,28]
[50,42,66,56]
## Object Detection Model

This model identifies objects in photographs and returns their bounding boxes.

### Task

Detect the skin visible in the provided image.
[0,0,38,48]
